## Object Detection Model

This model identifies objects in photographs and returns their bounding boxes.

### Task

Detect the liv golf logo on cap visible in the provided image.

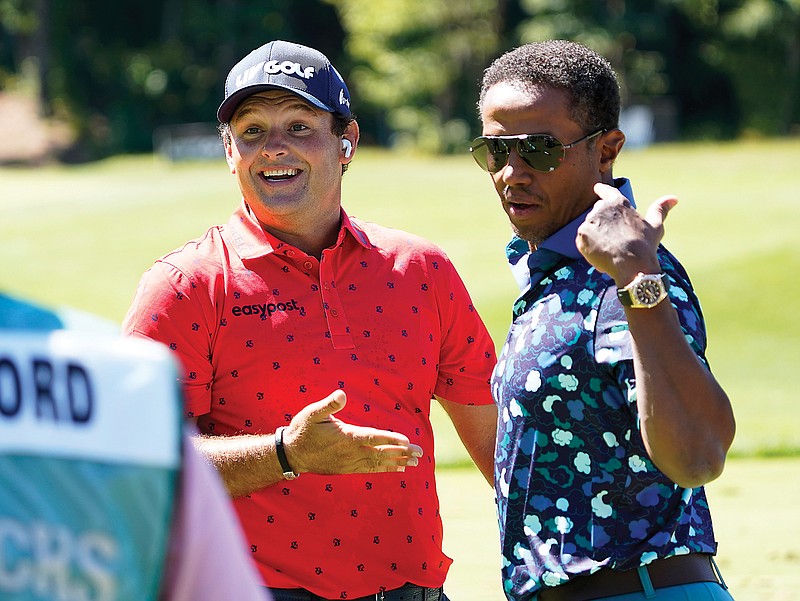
[263,60,316,79]
[235,60,316,88]
[218,40,352,122]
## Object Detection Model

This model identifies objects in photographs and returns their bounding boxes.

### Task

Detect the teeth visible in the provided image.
[263,169,299,178]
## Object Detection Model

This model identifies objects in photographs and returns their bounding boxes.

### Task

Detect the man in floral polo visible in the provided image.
[471,40,736,601]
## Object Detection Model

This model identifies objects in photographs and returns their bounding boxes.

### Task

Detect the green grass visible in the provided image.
[2,140,799,600]
[2,140,798,457]
[5,140,795,456]
[438,458,800,601]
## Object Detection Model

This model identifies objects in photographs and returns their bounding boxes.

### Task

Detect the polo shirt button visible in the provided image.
[285,249,295,257]
[303,261,314,270]
[330,309,339,317]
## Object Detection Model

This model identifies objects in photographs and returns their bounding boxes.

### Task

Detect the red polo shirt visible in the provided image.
[123,200,496,599]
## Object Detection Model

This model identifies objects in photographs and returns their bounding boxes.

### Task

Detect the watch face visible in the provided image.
[617,273,669,308]
[634,279,663,305]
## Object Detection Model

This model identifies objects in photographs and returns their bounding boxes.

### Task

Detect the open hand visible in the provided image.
[281,390,423,475]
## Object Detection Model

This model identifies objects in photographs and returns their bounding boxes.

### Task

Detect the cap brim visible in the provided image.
[217,84,338,123]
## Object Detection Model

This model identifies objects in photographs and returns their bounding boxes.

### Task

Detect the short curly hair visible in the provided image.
[478,40,620,133]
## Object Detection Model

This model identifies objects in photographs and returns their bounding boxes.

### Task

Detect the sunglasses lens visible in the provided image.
[470,138,509,173]
[469,139,490,171]
[518,135,564,172]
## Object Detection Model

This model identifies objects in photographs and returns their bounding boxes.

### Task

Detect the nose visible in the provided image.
[498,147,534,185]
[260,130,288,158]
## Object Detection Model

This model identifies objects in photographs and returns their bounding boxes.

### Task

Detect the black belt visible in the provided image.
[537,554,721,601]
[268,582,444,601]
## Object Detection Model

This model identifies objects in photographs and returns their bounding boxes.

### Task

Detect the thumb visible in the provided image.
[306,389,347,421]
[645,195,678,230]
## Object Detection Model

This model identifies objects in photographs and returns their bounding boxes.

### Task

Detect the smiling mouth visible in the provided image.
[261,168,301,181]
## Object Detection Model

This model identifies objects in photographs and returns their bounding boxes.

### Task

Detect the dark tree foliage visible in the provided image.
[1,0,797,160]
[2,0,344,159]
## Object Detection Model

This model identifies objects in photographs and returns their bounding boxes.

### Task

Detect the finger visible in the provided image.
[593,182,631,206]
[349,426,422,455]
[357,445,424,472]
[302,389,347,422]
[368,441,423,457]
[644,195,678,229]
[375,444,423,463]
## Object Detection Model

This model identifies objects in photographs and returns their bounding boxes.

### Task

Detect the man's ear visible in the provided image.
[223,138,236,174]
[598,128,625,174]
[340,120,360,164]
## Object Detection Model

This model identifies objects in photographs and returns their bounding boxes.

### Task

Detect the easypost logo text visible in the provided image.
[231,299,302,319]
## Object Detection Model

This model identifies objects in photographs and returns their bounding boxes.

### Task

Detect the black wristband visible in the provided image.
[275,427,299,480]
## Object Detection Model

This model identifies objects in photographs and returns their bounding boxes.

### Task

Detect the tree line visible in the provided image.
[1,0,797,160]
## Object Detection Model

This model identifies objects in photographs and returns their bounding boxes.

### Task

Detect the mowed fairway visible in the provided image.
[2,139,799,600]
[436,457,800,601]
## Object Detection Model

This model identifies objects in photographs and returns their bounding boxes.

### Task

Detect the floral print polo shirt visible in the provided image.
[492,179,718,600]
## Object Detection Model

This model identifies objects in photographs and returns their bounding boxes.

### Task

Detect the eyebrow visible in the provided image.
[233,95,321,122]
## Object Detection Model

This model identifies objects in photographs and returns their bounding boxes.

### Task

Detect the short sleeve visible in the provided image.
[430,254,497,406]
[593,249,711,415]
[122,261,215,417]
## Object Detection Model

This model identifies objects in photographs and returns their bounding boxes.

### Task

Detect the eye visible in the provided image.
[289,123,309,132]
[244,126,262,135]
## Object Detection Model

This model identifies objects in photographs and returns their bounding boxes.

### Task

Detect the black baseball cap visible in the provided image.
[217,40,352,123]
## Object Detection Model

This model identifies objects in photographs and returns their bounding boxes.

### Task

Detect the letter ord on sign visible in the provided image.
[0,355,93,424]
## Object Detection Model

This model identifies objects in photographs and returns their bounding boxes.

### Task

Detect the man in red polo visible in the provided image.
[123,40,497,601]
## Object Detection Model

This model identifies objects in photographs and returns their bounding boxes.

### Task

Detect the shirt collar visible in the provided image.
[506,177,634,290]
[227,200,372,260]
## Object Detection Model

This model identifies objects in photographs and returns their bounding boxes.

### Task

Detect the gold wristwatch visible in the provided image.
[616,272,670,309]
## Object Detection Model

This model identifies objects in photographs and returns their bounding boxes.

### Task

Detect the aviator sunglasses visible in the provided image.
[470,128,606,173]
